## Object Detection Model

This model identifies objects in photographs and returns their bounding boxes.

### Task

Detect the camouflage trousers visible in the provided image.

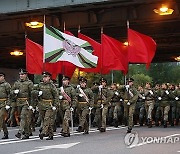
[113,104,122,120]
[78,108,89,131]
[17,105,31,136]
[61,108,71,134]
[0,107,8,134]
[170,101,176,121]
[124,103,136,129]
[39,109,54,137]
[156,105,170,121]
[145,100,154,120]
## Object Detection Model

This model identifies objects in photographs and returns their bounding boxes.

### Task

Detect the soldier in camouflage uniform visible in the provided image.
[156,83,171,128]
[109,83,123,127]
[154,84,161,126]
[0,72,11,139]
[76,77,94,134]
[96,78,113,132]
[34,72,59,140]
[121,78,139,133]
[171,85,179,125]
[59,76,77,137]
[144,82,155,128]
[12,69,34,139]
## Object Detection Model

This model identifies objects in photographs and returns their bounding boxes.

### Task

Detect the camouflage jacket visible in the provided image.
[171,88,180,107]
[59,84,77,109]
[76,86,94,108]
[0,80,11,108]
[110,89,122,104]
[33,81,59,109]
[11,78,33,106]
[144,88,155,101]
[121,85,139,104]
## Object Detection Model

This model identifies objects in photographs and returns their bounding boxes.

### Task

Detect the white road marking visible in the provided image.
[14,142,80,154]
[0,126,126,145]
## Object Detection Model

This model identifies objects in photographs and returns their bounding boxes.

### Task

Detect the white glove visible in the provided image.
[100,104,104,109]
[14,89,19,94]
[99,85,103,91]
[36,106,39,111]
[142,96,146,100]
[175,97,179,101]
[120,99,123,102]
[28,106,33,110]
[115,92,119,96]
[125,85,129,89]
[89,107,93,110]
[32,108,35,113]
[79,94,83,97]
[5,105,10,110]
[165,90,169,95]
[52,106,56,111]
[158,97,162,100]
[38,91,43,96]
[59,95,63,100]
[149,90,153,95]
[77,85,80,88]
[127,102,130,106]
[70,107,74,112]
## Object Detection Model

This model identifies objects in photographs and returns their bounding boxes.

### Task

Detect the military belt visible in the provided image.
[79,102,87,104]
[42,99,53,102]
[0,98,7,101]
[97,100,105,103]
[17,98,28,100]
[124,100,129,103]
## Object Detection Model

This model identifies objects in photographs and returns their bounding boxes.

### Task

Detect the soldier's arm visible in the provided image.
[51,84,59,108]
[71,87,77,109]
[5,82,11,106]
[130,88,139,103]
[88,89,94,108]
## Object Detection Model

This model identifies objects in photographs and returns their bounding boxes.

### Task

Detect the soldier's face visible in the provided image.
[43,76,50,82]
[129,81,133,86]
[62,79,69,86]
[19,73,27,80]
[0,75,4,82]
[80,82,86,88]
[101,81,106,87]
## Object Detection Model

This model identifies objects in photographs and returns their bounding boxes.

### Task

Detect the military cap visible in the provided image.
[127,78,134,82]
[79,77,87,83]
[0,72,5,77]
[42,71,51,77]
[19,69,28,74]
[62,75,70,80]
[99,77,107,83]
[93,81,99,86]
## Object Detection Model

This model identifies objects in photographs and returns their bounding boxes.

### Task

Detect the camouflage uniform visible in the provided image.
[156,84,171,127]
[121,78,139,133]
[0,73,11,139]
[144,86,155,127]
[96,78,113,132]
[59,76,77,137]
[35,72,59,140]
[12,69,33,139]
[76,77,94,134]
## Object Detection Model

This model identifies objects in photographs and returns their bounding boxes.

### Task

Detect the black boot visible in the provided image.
[39,133,45,140]
[99,127,106,132]
[76,126,83,132]
[127,127,132,133]
[83,130,89,134]
[139,119,143,126]
[61,133,70,137]
[46,136,53,140]
[164,121,167,128]
[148,120,152,128]
[113,119,119,128]
[15,132,21,139]
[171,119,174,126]
[155,120,159,126]
[21,135,29,140]
[2,133,9,139]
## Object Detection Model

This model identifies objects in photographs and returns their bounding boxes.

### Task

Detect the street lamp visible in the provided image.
[10,50,23,56]
[25,21,44,28]
[153,4,174,15]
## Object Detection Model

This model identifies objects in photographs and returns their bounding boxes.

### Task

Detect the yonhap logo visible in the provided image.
[124,132,139,147]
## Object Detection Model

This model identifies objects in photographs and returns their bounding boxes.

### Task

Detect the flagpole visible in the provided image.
[100,27,103,77]
[78,25,81,79]
[42,14,46,72]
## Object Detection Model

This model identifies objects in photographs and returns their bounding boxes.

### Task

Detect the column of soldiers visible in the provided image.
[0,69,179,140]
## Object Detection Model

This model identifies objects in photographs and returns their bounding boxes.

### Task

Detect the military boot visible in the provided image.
[46,136,53,140]
[127,127,132,133]
[15,132,21,139]
[113,119,119,128]
[148,120,152,128]
[163,121,167,128]
[2,133,9,139]
[21,135,29,140]
[139,119,143,126]
[39,133,45,140]
[171,119,174,126]
[76,126,83,132]
[155,119,159,126]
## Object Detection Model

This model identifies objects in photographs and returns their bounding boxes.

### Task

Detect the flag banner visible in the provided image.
[44,25,98,68]
[78,32,110,74]
[128,28,157,68]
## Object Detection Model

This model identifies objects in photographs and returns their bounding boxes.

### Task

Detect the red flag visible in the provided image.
[101,34,128,74]
[78,32,110,74]
[128,28,157,68]
[26,38,43,74]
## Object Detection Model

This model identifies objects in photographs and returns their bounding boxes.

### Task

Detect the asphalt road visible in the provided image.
[0,125,179,154]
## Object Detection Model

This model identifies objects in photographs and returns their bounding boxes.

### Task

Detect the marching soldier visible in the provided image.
[59,76,77,137]
[96,78,113,132]
[12,69,33,139]
[76,77,94,134]
[144,82,155,128]
[121,78,139,133]
[0,72,11,139]
[34,72,59,140]
[156,83,171,128]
